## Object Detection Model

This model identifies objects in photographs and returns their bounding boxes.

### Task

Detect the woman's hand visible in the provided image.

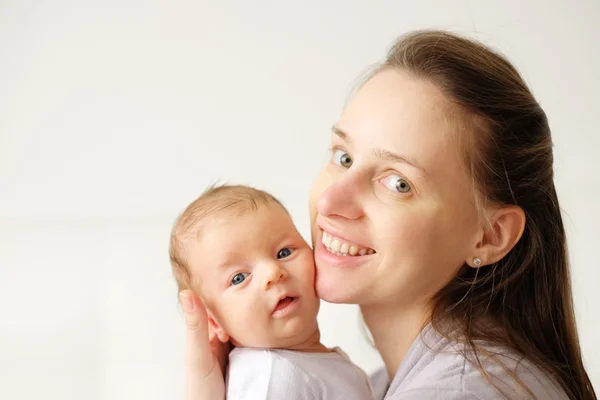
[179,290,231,400]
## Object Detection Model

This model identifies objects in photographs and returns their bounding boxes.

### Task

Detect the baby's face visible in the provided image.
[188,202,320,348]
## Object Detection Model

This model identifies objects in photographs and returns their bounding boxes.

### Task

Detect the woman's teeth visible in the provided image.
[321,231,375,257]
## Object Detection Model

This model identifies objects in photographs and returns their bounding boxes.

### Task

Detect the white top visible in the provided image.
[226,347,373,400]
[370,324,568,399]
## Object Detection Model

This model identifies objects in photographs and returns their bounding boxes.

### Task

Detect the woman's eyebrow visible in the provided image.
[372,148,429,177]
[332,125,349,141]
[332,125,429,177]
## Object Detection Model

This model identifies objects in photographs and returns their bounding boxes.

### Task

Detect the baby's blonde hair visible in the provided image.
[169,184,285,294]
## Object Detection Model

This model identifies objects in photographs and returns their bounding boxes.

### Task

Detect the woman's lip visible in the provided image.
[316,219,374,251]
[314,237,375,268]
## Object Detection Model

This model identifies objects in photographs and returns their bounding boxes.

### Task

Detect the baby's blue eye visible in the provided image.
[231,272,249,285]
[277,248,292,259]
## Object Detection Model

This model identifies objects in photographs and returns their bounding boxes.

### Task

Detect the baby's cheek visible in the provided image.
[219,311,249,346]
[300,255,317,283]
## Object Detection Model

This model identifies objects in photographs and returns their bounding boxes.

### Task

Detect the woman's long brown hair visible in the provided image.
[379,30,595,399]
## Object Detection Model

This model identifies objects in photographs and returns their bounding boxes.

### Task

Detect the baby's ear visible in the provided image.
[207,311,230,343]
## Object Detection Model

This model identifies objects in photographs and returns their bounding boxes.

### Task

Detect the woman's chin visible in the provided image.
[313,241,375,303]
[314,263,364,304]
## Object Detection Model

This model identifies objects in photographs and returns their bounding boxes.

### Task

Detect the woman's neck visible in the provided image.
[361,301,431,380]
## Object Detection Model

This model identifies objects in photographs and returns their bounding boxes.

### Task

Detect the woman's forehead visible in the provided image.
[336,69,464,174]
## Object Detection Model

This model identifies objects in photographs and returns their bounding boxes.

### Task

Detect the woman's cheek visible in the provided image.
[309,168,332,214]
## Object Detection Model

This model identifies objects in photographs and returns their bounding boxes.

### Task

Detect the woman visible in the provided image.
[179,30,597,399]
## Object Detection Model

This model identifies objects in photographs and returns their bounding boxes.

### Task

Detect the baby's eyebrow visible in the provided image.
[217,260,238,270]
[217,251,257,271]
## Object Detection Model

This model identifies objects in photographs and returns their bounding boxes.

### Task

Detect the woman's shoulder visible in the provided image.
[380,326,568,399]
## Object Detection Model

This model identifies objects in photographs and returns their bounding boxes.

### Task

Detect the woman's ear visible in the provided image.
[207,311,230,343]
[469,205,526,268]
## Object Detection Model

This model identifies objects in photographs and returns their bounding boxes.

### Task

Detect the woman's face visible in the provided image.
[309,68,481,308]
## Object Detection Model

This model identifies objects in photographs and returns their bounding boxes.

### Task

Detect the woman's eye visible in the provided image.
[277,248,293,259]
[231,272,249,286]
[332,149,353,168]
[381,174,412,193]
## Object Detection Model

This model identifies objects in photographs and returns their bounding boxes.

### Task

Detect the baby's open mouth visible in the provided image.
[322,231,376,257]
[274,296,296,312]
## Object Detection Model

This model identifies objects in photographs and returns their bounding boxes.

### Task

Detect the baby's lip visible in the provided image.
[271,293,298,313]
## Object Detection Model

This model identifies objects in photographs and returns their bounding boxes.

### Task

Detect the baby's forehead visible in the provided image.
[201,201,292,234]
[189,205,296,262]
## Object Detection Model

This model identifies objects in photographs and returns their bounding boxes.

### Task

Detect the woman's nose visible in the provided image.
[316,171,364,221]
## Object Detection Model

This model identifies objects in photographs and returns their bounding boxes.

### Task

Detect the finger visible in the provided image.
[179,290,216,379]
[213,339,232,375]
[207,323,218,342]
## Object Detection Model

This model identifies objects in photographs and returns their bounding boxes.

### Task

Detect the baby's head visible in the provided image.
[170,184,320,349]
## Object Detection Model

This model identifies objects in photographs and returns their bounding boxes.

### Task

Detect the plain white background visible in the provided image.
[1,1,598,399]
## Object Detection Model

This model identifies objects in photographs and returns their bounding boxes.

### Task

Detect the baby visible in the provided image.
[169,184,373,399]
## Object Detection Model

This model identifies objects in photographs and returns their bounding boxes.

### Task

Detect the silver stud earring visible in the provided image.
[473,257,482,267]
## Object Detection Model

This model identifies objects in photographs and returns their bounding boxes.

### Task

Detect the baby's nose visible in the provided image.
[264,263,287,289]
